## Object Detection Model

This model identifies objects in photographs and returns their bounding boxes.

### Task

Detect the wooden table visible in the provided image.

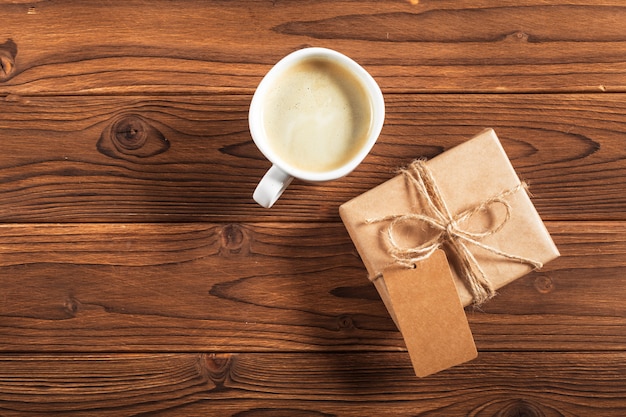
[1,1,625,415]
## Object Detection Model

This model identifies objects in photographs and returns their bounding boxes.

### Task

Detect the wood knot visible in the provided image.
[533,274,555,294]
[508,31,530,42]
[64,296,81,317]
[113,115,149,150]
[495,399,546,417]
[0,39,18,82]
[203,353,233,387]
[219,224,247,255]
[97,113,170,160]
[336,314,356,330]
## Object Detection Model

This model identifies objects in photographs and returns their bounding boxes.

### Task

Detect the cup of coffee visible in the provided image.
[249,47,385,208]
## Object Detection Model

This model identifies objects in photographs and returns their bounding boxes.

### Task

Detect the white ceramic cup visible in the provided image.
[249,47,385,208]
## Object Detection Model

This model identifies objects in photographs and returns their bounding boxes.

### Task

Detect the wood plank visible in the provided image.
[2,1,626,95]
[0,94,625,222]
[0,221,624,352]
[1,0,623,413]
[0,351,624,416]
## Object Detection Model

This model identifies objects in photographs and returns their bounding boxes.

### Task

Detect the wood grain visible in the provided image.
[1,1,626,95]
[2,0,625,414]
[0,221,624,352]
[0,352,624,416]
[0,94,625,222]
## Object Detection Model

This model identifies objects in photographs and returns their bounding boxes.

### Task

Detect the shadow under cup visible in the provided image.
[250,47,385,208]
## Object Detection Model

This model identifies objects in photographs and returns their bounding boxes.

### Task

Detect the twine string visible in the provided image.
[366,160,543,305]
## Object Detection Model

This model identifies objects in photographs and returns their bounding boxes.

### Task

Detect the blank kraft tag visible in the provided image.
[383,249,477,377]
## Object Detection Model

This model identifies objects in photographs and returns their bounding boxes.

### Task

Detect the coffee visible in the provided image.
[250,47,384,208]
[261,57,373,173]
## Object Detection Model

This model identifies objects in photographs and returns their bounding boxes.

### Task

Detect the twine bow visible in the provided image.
[367,160,543,305]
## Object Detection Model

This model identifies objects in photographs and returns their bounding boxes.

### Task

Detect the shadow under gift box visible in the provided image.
[339,128,560,377]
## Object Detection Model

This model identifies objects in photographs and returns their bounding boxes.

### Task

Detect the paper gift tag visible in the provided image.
[383,249,477,377]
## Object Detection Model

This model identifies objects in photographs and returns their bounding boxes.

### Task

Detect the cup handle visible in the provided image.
[253,165,294,208]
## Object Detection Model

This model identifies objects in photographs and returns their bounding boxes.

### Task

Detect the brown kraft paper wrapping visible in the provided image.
[339,128,560,327]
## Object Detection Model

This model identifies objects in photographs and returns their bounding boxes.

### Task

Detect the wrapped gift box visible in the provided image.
[339,129,559,376]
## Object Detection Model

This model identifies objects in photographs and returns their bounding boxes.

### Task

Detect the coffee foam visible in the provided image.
[262,58,373,173]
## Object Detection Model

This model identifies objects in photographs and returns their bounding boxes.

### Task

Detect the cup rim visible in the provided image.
[249,47,385,182]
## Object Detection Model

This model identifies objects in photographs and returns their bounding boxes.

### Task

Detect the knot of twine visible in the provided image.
[366,160,543,306]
